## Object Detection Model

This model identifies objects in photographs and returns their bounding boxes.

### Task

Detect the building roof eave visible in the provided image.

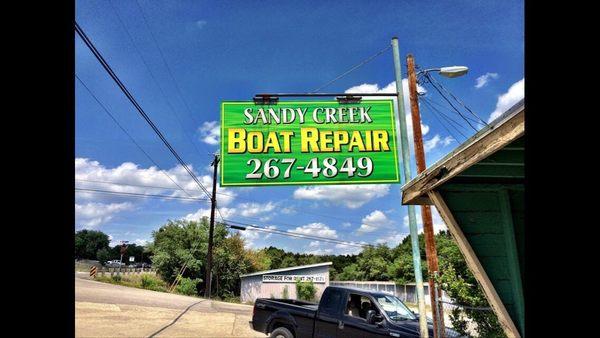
[240,262,334,278]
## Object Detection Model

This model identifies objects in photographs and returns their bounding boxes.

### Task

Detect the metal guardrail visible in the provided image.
[93,266,157,277]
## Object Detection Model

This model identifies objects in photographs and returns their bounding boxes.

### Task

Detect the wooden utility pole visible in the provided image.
[407,53,445,337]
[205,154,220,299]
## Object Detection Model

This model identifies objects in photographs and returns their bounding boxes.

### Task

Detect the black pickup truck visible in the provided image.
[250,286,463,338]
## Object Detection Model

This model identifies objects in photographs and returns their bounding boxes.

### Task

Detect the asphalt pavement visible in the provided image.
[75,274,266,337]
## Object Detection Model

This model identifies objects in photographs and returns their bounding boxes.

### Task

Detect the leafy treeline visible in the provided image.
[74,229,151,265]
[259,246,358,280]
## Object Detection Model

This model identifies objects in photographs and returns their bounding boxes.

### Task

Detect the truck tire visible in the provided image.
[270,327,294,338]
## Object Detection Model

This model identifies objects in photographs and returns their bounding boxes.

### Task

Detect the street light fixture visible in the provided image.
[418,65,469,78]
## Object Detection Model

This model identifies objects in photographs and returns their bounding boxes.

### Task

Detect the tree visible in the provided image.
[150,217,267,299]
[296,280,317,301]
[434,231,505,337]
[75,230,110,260]
[151,218,217,284]
[96,248,111,264]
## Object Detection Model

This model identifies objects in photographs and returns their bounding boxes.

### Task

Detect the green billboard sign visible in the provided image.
[220,100,400,186]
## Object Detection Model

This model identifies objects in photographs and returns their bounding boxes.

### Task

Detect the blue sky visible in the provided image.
[75,0,524,253]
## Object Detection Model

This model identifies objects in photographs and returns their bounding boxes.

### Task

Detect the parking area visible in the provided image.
[76,276,266,337]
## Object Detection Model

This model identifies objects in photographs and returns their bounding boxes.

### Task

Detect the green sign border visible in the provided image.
[220,100,400,187]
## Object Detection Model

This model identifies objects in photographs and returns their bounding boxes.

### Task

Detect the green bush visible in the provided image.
[111,274,122,282]
[175,277,201,296]
[295,280,316,301]
[141,274,167,291]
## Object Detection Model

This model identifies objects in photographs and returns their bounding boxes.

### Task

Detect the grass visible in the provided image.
[93,273,246,304]
[95,273,168,292]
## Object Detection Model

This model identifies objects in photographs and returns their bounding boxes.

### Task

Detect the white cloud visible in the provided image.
[75,158,236,206]
[280,207,296,215]
[334,243,364,255]
[488,78,524,123]
[134,239,149,246]
[198,121,220,145]
[358,210,392,233]
[309,241,320,248]
[183,206,237,221]
[403,207,447,234]
[290,222,337,238]
[195,20,207,29]
[238,201,277,217]
[306,248,334,255]
[238,225,277,248]
[441,136,454,146]
[475,72,499,89]
[423,134,454,153]
[293,184,390,209]
[75,202,133,229]
[376,232,408,247]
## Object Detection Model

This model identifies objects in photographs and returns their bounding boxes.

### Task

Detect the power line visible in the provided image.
[420,100,463,143]
[75,178,388,233]
[420,96,469,141]
[423,73,480,131]
[75,21,212,199]
[107,0,209,159]
[75,75,194,198]
[424,95,481,125]
[311,45,392,93]
[133,0,202,128]
[224,219,371,248]
[426,73,489,127]
[76,179,201,195]
[75,188,210,202]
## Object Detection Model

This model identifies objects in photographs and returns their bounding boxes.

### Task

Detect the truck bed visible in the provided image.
[261,298,319,311]
[252,298,318,336]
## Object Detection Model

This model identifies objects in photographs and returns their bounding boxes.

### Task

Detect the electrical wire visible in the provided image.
[423,73,480,131]
[311,45,392,93]
[75,179,388,233]
[133,0,203,128]
[224,219,371,248]
[420,96,469,141]
[75,187,210,202]
[75,75,194,198]
[75,21,212,199]
[426,73,489,127]
[423,73,478,131]
[107,0,209,158]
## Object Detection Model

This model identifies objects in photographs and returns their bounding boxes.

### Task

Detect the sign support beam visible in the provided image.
[391,36,429,338]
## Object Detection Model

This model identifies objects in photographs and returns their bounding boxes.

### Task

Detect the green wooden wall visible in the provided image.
[436,137,525,336]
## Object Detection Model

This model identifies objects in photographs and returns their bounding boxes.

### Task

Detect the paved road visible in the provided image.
[76,275,267,337]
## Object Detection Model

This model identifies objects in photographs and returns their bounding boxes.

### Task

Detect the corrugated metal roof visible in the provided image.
[240,262,333,278]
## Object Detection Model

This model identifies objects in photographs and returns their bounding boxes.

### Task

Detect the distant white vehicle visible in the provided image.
[105,260,124,267]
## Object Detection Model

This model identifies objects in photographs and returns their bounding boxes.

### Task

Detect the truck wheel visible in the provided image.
[270,327,294,338]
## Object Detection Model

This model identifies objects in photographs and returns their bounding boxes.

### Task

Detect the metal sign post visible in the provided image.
[391,36,429,338]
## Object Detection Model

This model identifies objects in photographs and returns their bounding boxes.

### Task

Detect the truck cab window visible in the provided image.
[345,294,376,320]
[319,288,342,316]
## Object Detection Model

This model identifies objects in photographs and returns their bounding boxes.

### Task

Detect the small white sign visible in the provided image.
[262,275,325,283]
[129,256,135,262]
